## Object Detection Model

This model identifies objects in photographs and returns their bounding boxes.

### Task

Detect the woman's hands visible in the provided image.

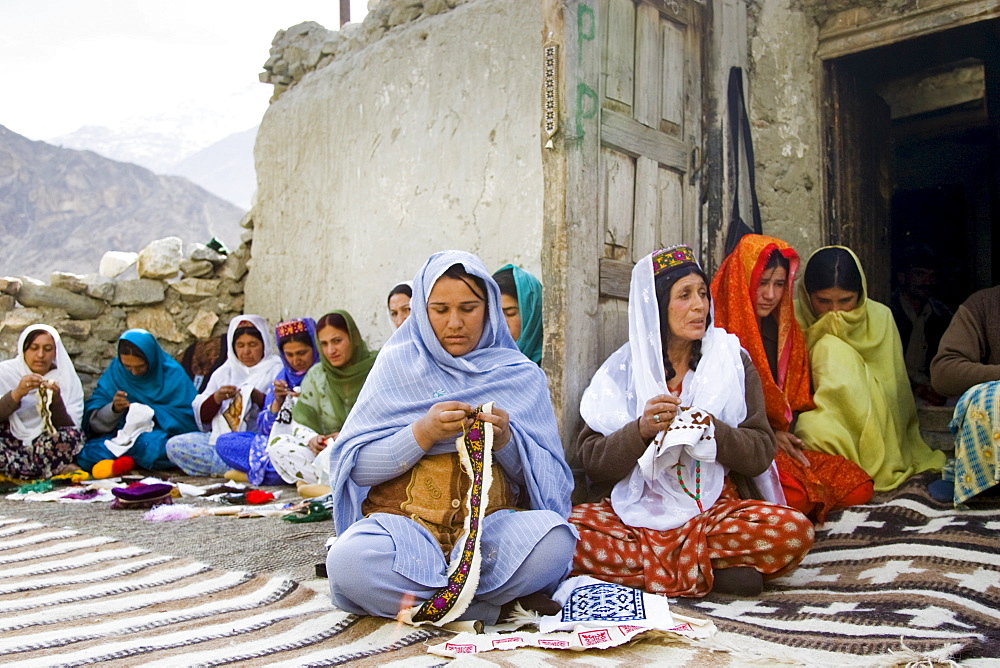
[308,431,339,455]
[638,393,681,441]
[413,402,512,451]
[270,380,300,413]
[213,385,239,403]
[111,390,130,413]
[11,374,58,403]
[478,406,511,451]
[775,430,810,467]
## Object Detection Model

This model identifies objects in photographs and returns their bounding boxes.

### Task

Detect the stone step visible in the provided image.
[918,405,954,452]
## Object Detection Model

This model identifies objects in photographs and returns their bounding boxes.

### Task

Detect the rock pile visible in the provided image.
[260,0,474,100]
[0,225,253,392]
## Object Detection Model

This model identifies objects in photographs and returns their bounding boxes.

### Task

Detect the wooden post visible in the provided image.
[340,0,350,26]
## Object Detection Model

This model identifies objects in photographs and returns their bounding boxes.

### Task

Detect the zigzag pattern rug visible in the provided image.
[673,476,1000,665]
[0,476,996,666]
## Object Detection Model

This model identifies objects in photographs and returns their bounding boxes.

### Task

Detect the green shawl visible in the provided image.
[292,311,377,435]
[793,246,945,491]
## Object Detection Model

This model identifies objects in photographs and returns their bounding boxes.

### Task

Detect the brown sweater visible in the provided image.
[574,351,776,503]
[930,286,1000,397]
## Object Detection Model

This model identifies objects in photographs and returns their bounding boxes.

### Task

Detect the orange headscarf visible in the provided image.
[711,234,814,431]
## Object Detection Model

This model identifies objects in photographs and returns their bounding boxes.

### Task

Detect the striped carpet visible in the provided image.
[0,475,996,666]
[0,516,447,667]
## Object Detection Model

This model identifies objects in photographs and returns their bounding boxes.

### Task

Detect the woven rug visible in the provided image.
[0,475,996,666]
[0,515,448,667]
[670,475,1000,665]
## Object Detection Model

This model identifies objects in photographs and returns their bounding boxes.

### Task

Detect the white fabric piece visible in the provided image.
[208,383,254,446]
[0,325,84,445]
[267,422,320,484]
[268,392,298,440]
[428,575,714,657]
[104,403,156,457]
[192,315,283,443]
[312,434,332,486]
[540,575,676,632]
[611,406,723,531]
[36,385,56,436]
[580,252,747,530]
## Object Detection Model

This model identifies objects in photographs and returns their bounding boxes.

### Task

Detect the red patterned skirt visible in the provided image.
[569,482,814,597]
[776,449,874,524]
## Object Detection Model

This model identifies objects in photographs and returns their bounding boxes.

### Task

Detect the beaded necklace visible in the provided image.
[674,459,703,512]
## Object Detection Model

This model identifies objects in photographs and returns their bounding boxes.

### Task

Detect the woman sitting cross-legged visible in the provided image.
[214,317,319,485]
[0,325,85,479]
[266,311,376,488]
[570,246,814,597]
[325,251,576,625]
[166,315,283,477]
[79,329,198,476]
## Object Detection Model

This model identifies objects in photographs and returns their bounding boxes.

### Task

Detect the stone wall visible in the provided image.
[746,0,826,256]
[260,0,478,101]
[247,0,545,346]
[0,232,251,393]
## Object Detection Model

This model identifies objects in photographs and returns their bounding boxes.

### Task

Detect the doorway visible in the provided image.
[825,18,999,309]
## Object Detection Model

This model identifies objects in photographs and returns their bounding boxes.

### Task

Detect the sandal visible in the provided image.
[282,499,332,523]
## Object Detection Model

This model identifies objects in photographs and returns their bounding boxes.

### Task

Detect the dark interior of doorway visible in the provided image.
[833,19,998,311]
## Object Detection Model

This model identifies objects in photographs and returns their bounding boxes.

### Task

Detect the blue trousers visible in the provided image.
[76,429,173,472]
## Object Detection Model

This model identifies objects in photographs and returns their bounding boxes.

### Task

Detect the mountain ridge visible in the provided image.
[0,125,244,278]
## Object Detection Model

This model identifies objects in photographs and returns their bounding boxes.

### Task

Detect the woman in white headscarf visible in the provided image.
[570,246,814,597]
[165,315,282,476]
[0,324,85,479]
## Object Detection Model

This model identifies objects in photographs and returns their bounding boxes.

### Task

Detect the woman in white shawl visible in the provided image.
[570,246,814,597]
[166,315,282,476]
[0,324,85,479]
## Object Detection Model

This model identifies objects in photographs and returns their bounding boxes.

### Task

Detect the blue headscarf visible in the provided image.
[84,329,198,437]
[328,250,572,535]
[497,264,544,364]
[273,317,319,389]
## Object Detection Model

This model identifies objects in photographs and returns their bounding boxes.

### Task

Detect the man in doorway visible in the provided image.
[890,245,952,405]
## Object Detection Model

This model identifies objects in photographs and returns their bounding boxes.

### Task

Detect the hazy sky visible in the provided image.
[0,0,370,141]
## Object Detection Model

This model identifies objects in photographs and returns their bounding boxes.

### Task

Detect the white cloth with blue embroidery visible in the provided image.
[539,576,675,633]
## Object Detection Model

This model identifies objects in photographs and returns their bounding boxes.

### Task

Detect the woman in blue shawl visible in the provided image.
[326,251,575,626]
[78,329,198,472]
[492,264,543,364]
[214,318,319,485]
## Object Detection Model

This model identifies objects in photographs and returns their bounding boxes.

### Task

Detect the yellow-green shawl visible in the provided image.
[793,246,944,491]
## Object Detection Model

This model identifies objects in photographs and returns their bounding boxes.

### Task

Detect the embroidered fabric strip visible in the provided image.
[400,402,495,626]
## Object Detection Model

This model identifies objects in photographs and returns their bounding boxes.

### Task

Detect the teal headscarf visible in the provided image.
[84,329,198,437]
[496,264,544,364]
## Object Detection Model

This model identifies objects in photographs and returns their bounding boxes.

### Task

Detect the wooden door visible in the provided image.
[827,61,894,303]
[541,0,708,464]
[595,0,704,359]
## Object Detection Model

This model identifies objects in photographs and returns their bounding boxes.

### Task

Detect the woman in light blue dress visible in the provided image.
[326,251,575,625]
